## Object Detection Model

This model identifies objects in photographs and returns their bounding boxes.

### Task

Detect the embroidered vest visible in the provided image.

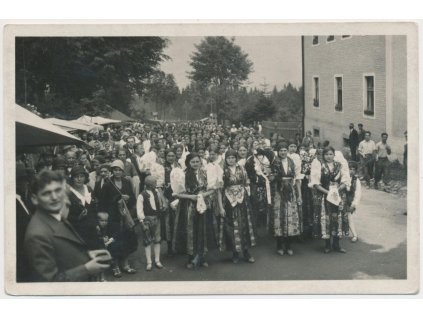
[141,190,160,216]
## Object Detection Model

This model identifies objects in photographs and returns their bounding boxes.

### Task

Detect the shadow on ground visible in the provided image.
[106,232,406,282]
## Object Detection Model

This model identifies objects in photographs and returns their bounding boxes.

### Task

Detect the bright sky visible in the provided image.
[160,36,302,91]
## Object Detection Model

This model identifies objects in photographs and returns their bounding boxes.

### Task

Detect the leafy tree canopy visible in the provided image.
[15,37,169,119]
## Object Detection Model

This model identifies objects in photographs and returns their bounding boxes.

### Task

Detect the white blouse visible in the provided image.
[287,153,304,180]
[206,162,224,190]
[69,185,92,206]
[150,162,165,188]
[309,159,351,189]
[170,167,186,194]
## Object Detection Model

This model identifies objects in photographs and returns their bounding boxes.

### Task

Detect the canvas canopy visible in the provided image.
[15,104,84,147]
[46,118,104,132]
[76,115,121,125]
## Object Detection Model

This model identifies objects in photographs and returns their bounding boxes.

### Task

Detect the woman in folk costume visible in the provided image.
[205,146,224,223]
[162,149,180,255]
[237,144,249,168]
[287,140,305,239]
[237,145,251,197]
[245,143,272,231]
[148,150,168,245]
[299,141,315,238]
[270,142,303,256]
[174,144,186,170]
[172,153,219,269]
[220,149,256,264]
[309,146,351,254]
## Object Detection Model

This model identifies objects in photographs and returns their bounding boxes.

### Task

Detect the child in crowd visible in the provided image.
[137,176,164,271]
[95,211,116,281]
[346,161,362,242]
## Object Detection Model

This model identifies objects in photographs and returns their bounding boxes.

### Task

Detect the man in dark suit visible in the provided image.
[357,123,365,143]
[349,123,359,161]
[24,170,110,282]
[124,136,136,158]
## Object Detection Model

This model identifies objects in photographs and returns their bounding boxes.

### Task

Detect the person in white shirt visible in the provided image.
[358,131,376,188]
[206,147,224,191]
[142,134,151,154]
[287,141,304,181]
[374,132,392,189]
[136,176,164,271]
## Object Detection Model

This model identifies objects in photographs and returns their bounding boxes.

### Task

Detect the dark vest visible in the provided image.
[347,175,358,204]
[141,189,160,216]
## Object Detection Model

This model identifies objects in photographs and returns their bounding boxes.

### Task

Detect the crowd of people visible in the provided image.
[17,119,403,282]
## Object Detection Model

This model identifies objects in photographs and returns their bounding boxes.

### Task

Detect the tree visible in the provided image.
[188,36,253,121]
[15,37,169,118]
[144,71,179,120]
[241,94,276,124]
[271,83,303,122]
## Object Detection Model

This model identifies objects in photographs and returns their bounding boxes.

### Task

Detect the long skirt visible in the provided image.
[250,183,269,228]
[108,224,138,260]
[272,184,302,237]
[312,190,349,239]
[172,198,219,257]
[219,195,256,253]
[161,208,175,243]
[301,177,314,235]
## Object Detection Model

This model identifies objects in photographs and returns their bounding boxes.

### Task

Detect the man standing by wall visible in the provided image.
[374,133,392,189]
[358,131,376,188]
[348,123,359,161]
[357,123,365,142]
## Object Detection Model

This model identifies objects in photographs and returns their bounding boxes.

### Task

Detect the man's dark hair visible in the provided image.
[365,131,371,136]
[31,169,64,195]
[381,132,389,137]
[358,123,363,127]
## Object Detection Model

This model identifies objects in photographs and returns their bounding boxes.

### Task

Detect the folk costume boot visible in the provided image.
[243,249,255,263]
[276,237,284,256]
[324,239,332,254]
[333,237,346,253]
[285,237,294,256]
[232,251,240,264]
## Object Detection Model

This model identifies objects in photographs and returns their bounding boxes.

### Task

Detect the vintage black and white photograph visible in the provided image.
[3,23,419,295]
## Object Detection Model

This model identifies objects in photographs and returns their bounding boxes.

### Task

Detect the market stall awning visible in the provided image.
[46,117,104,132]
[15,104,84,147]
[76,115,121,125]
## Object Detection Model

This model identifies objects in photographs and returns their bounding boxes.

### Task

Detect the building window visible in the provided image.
[341,35,351,39]
[364,75,375,116]
[327,35,335,42]
[313,128,320,138]
[312,36,319,45]
[335,76,343,111]
[313,76,319,107]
